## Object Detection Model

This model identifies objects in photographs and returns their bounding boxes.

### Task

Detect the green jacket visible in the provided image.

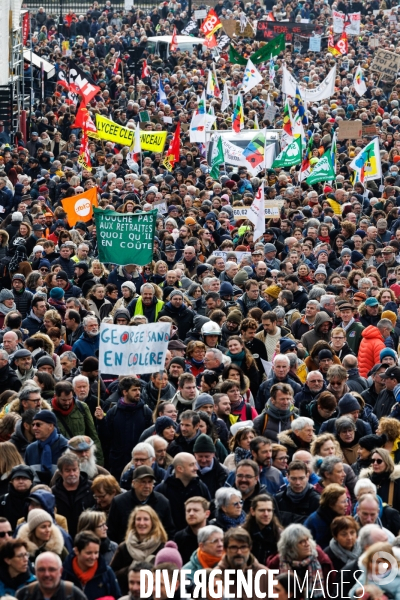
[183,550,203,582]
[344,320,365,354]
[53,400,104,465]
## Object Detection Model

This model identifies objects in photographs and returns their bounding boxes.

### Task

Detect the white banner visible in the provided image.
[282,65,336,102]
[99,322,170,375]
[212,250,252,263]
[333,11,360,34]
[233,201,285,218]
[220,138,249,168]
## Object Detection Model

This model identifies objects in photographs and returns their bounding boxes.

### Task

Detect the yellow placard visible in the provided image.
[94,114,167,152]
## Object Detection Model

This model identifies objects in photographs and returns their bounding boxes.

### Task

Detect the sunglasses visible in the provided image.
[371,458,383,464]
[0,530,12,538]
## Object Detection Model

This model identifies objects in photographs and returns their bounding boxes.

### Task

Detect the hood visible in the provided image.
[18,521,65,555]
[30,333,54,355]
[113,307,130,323]
[277,428,316,448]
[0,229,9,247]
[361,325,384,340]
[359,301,383,317]
[313,311,333,331]
[28,490,56,517]
[359,464,400,482]
[6,397,51,414]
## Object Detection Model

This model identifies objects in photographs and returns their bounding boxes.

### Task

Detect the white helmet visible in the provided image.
[201,321,222,336]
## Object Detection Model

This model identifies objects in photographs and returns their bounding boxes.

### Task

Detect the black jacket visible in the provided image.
[197,459,228,498]
[155,470,211,531]
[168,432,201,457]
[107,488,175,544]
[10,420,31,458]
[361,383,381,409]
[275,485,321,527]
[374,389,396,419]
[0,483,32,529]
[0,362,21,395]
[62,551,121,600]
[51,473,94,538]
[174,526,199,564]
[246,521,280,565]
[16,582,87,600]
[158,303,195,341]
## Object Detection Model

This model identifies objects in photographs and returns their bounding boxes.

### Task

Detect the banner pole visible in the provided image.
[97,370,101,407]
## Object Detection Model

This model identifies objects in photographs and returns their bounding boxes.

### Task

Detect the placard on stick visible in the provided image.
[338,120,362,140]
[370,49,400,81]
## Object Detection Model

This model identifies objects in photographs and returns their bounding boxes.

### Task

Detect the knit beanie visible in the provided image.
[193,433,215,454]
[265,284,281,299]
[351,250,364,263]
[380,348,397,361]
[155,416,176,436]
[279,338,296,353]
[0,289,14,303]
[220,282,234,297]
[226,310,242,325]
[233,270,249,286]
[194,394,214,410]
[36,356,55,369]
[315,266,327,276]
[169,357,186,369]
[359,433,388,452]
[338,394,361,415]
[28,508,52,532]
[154,541,183,568]
[121,281,136,294]
[318,349,333,360]
[382,310,397,326]
[49,287,64,301]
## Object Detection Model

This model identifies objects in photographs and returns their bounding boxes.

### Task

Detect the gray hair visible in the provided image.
[72,375,89,387]
[306,299,320,309]
[358,278,372,289]
[316,455,342,478]
[35,552,62,569]
[225,261,236,271]
[140,283,155,295]
[66,297,81,307]
[0,349,8,361]
[83,315,98,326]
[206,348,223,363]
[307,370,323,382]
[286,352,298,370]
[60,351,78,362]
[146,435,168,449]
[335,415,356,433]
[214,487,242,510]
[197,525,223,544]
[132,443,155,459]
[308,288,325,301]
[320,295,334,308]
[354,479,377,497]
[291,417,314,432]
[277,524,316,561]
[19,385,41,401]
[378,319,394,331]
[273,306,285,319]
[273,354,290,366]
[358,524,388,551]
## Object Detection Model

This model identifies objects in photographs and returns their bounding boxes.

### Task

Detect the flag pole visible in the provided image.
[97,370,101,407]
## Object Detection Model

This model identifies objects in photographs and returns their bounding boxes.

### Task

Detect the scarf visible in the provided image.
[234,447,252,464]
[0,301,15,315]
[221,510,246,528]
[240,292,259,310]
[328,538,361,566]
[72,556,98,586]
[199,459,214,475]
[197,548,220,569]
[286,483,313,504]
[280,551,325,599]
[264,399,292,420]
[226,350,245,367]
[9,245,28,272]
[125,531,161,561]
[52,397,75,416]
[38,428,59,471]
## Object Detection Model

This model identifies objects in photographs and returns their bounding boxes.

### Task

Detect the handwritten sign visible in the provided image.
[370,49,400,81]
[99,322,170,375]
[338,120,362,140]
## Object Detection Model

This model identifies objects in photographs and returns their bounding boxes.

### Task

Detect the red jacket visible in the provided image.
[358,325,385,377]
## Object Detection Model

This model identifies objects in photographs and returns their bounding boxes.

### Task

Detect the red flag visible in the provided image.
[22,12,30,46]
[141,59,150,79]
[163,122,180,171]
[113,57,122,75]
[200,9,222,36]
[170,27,178,52]
[78,127,92,171]
[204,33,217,48]
[73,103,97,133]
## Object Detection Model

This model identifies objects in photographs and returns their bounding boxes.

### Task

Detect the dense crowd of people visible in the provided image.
[2,0,400,599]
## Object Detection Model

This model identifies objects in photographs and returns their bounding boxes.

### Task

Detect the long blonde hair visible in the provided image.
[125,505,167,543]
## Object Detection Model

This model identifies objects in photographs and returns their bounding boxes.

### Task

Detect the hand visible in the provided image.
[95,406,105,420]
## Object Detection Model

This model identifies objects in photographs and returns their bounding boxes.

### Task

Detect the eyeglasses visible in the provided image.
[93,493,107,500]
[308,379,323,384]
[372,458,383,464]
[230,501,244,507]
[0,530,12,537]
[275,456,289,461]
[227,545,249,552]
[236,475,255,481]
[329,381,343,386]
[14,553,29,559]
[40,268,49,272]
[96,522,107,529]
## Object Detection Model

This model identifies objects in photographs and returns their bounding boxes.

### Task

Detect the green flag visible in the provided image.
[228,45,247,66]
[272,137,302,168]
[93,207,157,266]
[210,135,224,180]
[251,34,286,64]
[306,149,336,185]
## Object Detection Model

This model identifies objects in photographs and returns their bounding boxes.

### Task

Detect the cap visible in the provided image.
[164,244,176,252]
[75,262,89,272]
[381,366,400,381]
[339,303,355,311]
[14,349,32,359]
[382,246,395,254]
[365,297,379,307]
[33,224,45,232]
[132,465,156,480]
[67,435,94,452]
[10,465,34,481]
[280,338,297,353]
[168,339,186,350]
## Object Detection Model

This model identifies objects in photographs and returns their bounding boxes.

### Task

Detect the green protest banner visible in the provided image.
[94,207,157,266]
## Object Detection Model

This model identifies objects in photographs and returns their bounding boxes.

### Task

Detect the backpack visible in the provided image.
[18,581,75,600]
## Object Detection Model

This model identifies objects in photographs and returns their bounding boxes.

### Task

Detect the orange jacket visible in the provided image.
[358,325,385,378]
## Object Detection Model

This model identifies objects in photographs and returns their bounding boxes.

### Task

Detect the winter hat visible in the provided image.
[194,394,214,410]
[264,243,276,253]
[0,289,14,303]
[33,245,44,254]
[384,301,398,314]
[38,258,51,270]
[114,308,130,322]
[338,394,361,415]
[82,357,99,372]
[36,356,55,369]
[169,289,184,299]
[193,433,216,454]
[380,348,397,361]
[233,270,249,286]
[49,287,64,301]
[205,212,217,222]
[359,433,388,452]
[279,338,297,353]
[121,281,136,294]
[27,508,52,533]
[11,212,23,222]
[220,282,234,297]
[318,349,333,360]
[169,357,186,369]
[154,541,183,568]
[12,273,25,283]
[353,292,367,302]
[265,284,281,299]
[351,250,364,263]
[314,266,327,276]
[382,310,397,326]
[197,264,212,277]
[341,248,352,257]
[155,416,177,436]
[365,297,379,307]
[226,310,242,325]
[390,283,400,298]
[55,271,69,282]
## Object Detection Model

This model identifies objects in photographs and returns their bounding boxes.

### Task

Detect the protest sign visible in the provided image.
[62,187,98,227]
[370,49,400,80]
[338,120,362,140]
[194,9,207,18]
[99,322,170,375]
[233,200,284,218]
[220,18,237,38]
[256,21,316,41]
[212,250,252,263]
[309,36,321,51]
[363,124,378,135]
[94,114,167,152]
[154,201,168,214]
[94,207,157,266]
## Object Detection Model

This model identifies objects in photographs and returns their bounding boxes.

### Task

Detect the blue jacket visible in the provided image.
[255,373,302,414]
[0,567,35,596]
[72,332,100,362]
[236,295,271,318]
[225,465,285,495]
[50,256,75,278]
[25,432,69,479]
[21,312,43,336]
[319,416,372,436]
[62,552,121,600]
